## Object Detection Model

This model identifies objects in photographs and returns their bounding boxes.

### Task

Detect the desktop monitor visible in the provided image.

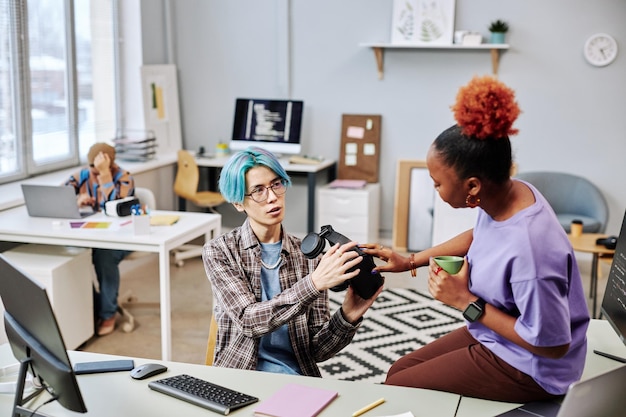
[600,209,626,356]
[230,98,304,156]
[0,254,87,416]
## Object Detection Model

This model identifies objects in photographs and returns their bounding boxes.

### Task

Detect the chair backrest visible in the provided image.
[516,171,609,233]
[174,150,201,200]
[134,187,157,211]
[205,313,218,366]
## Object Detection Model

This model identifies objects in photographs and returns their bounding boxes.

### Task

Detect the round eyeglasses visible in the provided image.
[245,179,287,203]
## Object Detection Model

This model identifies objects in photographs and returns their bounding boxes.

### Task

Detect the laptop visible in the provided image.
[496,365,626,417]
[21,184,95,219]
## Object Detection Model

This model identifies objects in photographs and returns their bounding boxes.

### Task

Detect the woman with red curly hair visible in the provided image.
[361,76,589,402]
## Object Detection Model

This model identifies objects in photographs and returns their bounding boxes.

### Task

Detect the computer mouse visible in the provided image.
[130,363,168,380]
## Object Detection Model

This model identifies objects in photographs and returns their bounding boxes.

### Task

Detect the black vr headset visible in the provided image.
[301,225,384,299]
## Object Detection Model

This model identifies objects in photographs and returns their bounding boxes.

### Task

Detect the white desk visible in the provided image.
[0,323,622,416]
[195,155,336,233]
[456,319,626,416]
[0,206,221,361]
[0,344,460,417]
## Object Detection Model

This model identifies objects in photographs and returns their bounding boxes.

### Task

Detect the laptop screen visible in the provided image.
[600,209,626,347]
[21,184,94,219]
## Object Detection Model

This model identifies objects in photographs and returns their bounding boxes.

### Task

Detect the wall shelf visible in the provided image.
[359,43,510,80]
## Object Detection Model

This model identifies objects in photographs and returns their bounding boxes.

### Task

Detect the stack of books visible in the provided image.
[113,130,157,162]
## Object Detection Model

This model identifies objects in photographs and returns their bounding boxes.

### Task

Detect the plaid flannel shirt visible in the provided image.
[203,219,360,377]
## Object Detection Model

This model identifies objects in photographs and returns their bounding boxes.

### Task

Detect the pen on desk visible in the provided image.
[352,397,385,417]
[593,349,626,363]
[120,220,132,227]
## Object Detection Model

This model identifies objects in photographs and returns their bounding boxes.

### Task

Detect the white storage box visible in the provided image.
[1,244,94,349]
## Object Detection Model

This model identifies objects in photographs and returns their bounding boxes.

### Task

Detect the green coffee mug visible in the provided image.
[434,256,464,274]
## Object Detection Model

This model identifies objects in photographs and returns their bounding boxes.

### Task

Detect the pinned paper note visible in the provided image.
[364,143,376,156]
[346,126,365,139]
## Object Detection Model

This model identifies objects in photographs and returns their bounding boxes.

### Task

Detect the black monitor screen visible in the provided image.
[600,210,626,346]
[230,98,303,155]
[0,254,86,414]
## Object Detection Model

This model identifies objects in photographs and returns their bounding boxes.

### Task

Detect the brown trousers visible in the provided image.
[385,326,563,403]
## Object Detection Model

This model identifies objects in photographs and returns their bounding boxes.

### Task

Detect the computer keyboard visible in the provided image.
[148,374,259,415]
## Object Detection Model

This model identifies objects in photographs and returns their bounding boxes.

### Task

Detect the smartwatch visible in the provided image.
[463,297,486,322]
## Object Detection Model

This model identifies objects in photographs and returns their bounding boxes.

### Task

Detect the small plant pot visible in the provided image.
[490,32,506,44]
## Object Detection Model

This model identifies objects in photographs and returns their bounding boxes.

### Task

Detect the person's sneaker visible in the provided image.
[97,316,116,336]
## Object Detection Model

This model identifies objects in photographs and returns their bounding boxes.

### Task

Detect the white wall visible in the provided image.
[139,0,626,238]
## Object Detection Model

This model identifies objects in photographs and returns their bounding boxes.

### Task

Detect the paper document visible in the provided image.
[150,215,180,226]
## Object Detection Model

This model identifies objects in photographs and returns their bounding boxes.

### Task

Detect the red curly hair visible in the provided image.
[451,75,520,140]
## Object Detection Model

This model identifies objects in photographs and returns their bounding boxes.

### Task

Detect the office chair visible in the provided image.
[133,186,157,214]
[117,187,159,332]
[516,171,609,233]
[173,150,226,266]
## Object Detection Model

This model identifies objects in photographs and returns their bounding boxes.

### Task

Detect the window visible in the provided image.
[0,0,117,184]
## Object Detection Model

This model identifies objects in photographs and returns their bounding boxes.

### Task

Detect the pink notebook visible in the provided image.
[327,179,367,189]
[254,383,338,417]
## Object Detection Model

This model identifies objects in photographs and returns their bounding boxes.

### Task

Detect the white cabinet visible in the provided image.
[317,183,380,244]
[1,244,94,349]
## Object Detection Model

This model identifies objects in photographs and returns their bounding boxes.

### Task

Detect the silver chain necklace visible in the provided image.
[260,240,282,270]
[260,256,282,270]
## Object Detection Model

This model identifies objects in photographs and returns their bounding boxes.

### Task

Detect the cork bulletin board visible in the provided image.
[337,114,381,183]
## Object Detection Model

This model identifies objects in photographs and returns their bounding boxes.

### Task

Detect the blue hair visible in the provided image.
[218,146,292,203]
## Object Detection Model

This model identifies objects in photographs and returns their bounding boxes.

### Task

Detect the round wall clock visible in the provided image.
[584,33,618,67]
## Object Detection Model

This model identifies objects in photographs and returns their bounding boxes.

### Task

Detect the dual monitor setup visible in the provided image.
[2,208,626,415]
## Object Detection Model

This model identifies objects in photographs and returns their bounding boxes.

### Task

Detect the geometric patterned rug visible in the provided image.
[320,288,464,383]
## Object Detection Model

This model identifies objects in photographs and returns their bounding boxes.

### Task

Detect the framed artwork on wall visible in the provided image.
[140,65,182,154]
[390,0,456,46]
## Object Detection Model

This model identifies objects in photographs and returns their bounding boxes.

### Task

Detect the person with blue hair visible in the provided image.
[202,146,382,376]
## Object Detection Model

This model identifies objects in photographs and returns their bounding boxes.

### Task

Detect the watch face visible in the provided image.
[463,303,483,322]
[584,33,618,67]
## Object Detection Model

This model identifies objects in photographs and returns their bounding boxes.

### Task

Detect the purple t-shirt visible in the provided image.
[466,180,589,395]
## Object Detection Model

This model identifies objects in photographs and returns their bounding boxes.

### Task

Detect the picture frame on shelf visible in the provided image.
[390,0,456,46]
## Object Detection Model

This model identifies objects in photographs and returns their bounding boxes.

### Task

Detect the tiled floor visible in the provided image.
[79,247,609,365]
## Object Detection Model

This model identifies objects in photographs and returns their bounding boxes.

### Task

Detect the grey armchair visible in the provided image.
[516,171,608,233]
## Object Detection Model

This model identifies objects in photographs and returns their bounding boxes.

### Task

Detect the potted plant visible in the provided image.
[488,19,509,44]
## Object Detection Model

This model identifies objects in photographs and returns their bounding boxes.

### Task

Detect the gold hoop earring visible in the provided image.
[465,195,481,208]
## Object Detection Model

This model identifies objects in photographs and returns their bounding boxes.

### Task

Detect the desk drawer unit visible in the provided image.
[1,244,94,349]
[317,183,380,244]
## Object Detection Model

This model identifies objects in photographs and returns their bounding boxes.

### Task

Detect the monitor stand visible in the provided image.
[11,358,50,417]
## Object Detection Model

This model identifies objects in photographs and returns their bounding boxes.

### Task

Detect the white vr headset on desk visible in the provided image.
[104,196,140,217]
